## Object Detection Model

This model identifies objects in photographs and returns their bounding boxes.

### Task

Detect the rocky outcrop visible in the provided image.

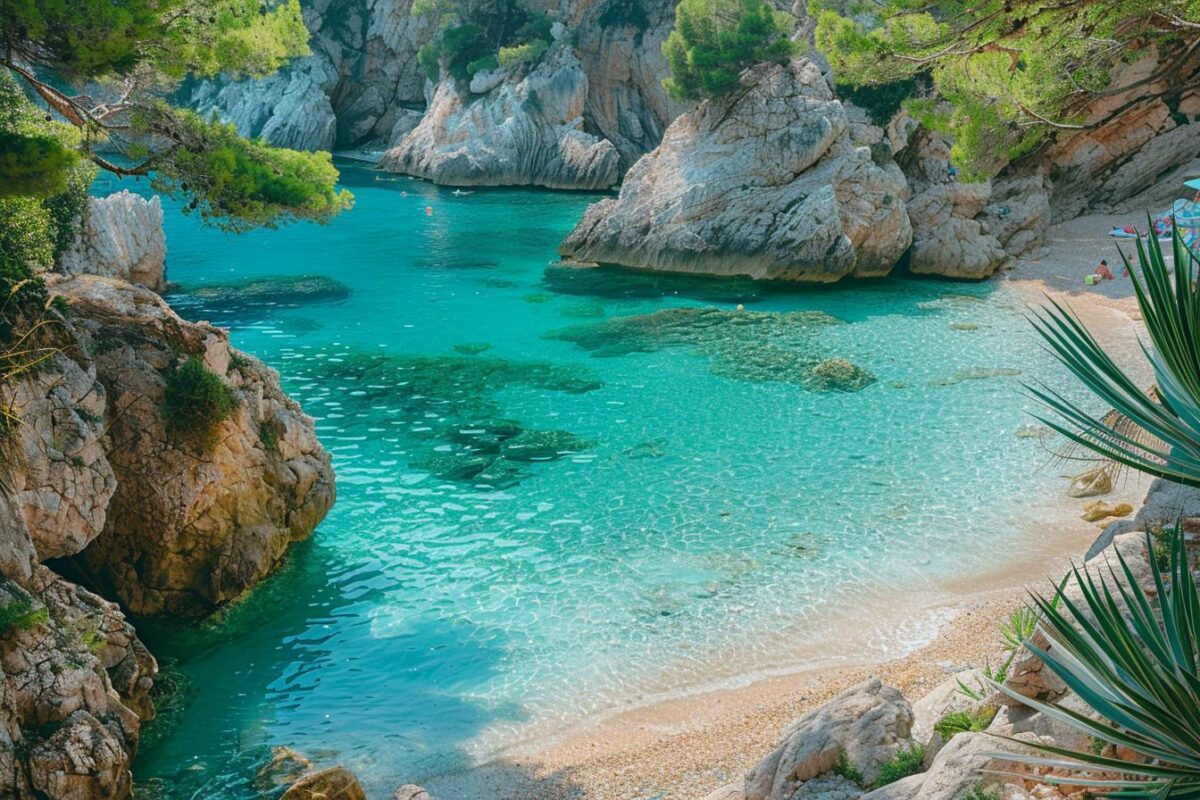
[0,564,156,800]
[190,0,435,151]
[892,122,1050,279]
[746,679,915,800]
[191,56,339,152]
[57,192,167,291]
[42,275,335,617]
[379,41,623,189]
[559,58,911,281]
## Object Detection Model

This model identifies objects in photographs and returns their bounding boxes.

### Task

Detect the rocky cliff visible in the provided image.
[559,58,911,281]
[192,0,685,186]
[0,194,335,798]
[379,37,625,189]
[190,0,435,152]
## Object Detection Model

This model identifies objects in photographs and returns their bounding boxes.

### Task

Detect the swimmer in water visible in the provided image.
[425,206,433,216]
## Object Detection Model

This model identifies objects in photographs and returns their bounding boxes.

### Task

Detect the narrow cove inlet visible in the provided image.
[100,163,1096,798]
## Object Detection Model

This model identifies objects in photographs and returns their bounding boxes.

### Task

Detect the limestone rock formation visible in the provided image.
[190,0,436,151]
[191,56,339,152]
[0,567,156,800]
[571,0,688,170]
[379,43,623,189]
[558,58,912,282]
[745,678,915,800]
[893,124,1049,279]
[5,354,115,561]
[57,191,167,291]
[44,275,336,617]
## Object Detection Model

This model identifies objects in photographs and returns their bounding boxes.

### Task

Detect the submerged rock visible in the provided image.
[548,307,858,386]
[452,342,492,356]
[928,367,1021,387]
[807,358,877,393]
[57,191,167,291]
[183,275,351,306]
[543,263,771,304]
[500,429,592,462]
[280,765,367,800]
[558,59,912,282]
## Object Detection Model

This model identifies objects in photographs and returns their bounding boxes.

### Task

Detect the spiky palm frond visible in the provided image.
[1029,222,1200,488]
[991,531,1200,798]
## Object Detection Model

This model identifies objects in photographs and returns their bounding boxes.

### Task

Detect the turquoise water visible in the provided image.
[98,164,1082,797]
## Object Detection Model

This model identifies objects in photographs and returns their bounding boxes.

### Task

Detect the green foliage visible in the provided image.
[499,39,549,68]
[0,196,55,284]
[0,0,350,231]
[0,70,82,199]
[833,747,864,785]
[1149,524,1178,571]
[662,0,795,100]
[874,744,926,787]
[993,529,1200,795]
[415,0,556,87]
[145,109,353,232]
[258,419,279,454]
[42,161,96,257]
[598,0,650,32]
[1030,224,1200,487]
[997,605,1038,652]
[962,783,1002,800]
[834,77,916,126]
[813,0,1199,178]
[933,707,996,740]
[0,588,48,634]
[0,0,308,79]
[161,356,236,450]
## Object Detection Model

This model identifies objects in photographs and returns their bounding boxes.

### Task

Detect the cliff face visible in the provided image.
[53,275,336,618]
[0,193,335,798]
[379,37,625,189]
[559,59,911,281]
[192,0,686,185]
[190,0,435,151]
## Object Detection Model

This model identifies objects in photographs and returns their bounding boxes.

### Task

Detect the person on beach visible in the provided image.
[1095,260,1114,281]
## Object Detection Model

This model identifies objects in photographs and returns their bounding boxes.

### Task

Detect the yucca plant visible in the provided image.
[992,530,1200,797]
[1029,222,1200,487]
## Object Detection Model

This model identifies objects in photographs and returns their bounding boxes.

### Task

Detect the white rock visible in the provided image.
[745,678,915,800]
[57,191,166,291]
[558,58,912,282]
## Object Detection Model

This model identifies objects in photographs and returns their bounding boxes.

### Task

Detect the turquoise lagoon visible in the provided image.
[105,163,1087,797]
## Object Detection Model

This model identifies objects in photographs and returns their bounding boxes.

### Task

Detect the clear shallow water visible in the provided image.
[96,164,1084,797]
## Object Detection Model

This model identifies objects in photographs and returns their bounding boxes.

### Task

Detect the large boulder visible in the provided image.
[379,43,622,189]
[0,567,156,800]
[57,192,166,291]
[46,275,336,617]
[558,58,912,282]
[746,678,916,800]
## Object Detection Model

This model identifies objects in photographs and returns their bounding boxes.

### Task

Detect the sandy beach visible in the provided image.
[418,213,1156,800]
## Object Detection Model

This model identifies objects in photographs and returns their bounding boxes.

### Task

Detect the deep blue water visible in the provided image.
[93,163,1082,798]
